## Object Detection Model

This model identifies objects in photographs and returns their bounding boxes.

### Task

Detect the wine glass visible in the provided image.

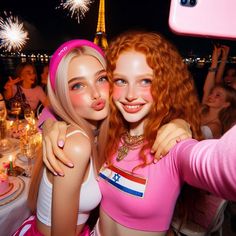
[24,107,36,134]
[0,102,12,152]
[11,101,21,117]
[19,125,35,177]
[10,101,21,127]
[25,143,34,177]
[24,107,34,123]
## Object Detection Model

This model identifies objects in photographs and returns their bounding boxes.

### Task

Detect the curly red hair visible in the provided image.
[105,31,202,168]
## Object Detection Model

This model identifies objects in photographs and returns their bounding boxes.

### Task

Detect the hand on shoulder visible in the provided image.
[63,126,91,167]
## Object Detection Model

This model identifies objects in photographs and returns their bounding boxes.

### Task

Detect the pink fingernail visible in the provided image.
[176,137,181,143]
[58,140,64,148]
[68,163,74,168]
[153,159,158,164]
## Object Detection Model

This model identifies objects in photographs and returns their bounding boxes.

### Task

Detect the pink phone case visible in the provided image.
[169,0,236,40]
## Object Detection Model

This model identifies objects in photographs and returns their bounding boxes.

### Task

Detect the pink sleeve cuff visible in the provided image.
[37,107,57,132]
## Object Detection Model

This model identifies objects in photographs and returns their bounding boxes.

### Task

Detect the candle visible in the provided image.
[9,155,13,171]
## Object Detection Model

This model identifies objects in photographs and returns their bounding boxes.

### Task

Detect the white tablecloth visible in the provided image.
[0,148,31,236]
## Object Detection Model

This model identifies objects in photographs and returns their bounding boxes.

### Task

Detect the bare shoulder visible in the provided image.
[63,126,92,164]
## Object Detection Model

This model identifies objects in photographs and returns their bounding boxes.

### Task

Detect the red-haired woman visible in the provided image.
[97,31,236,236]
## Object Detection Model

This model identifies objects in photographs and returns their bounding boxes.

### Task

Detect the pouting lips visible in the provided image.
[91,99,106,111]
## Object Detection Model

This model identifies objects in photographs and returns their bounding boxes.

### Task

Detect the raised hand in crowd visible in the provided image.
[4,76,23,99]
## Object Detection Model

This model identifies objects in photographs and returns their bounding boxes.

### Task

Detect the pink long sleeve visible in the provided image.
[175,124,236,201]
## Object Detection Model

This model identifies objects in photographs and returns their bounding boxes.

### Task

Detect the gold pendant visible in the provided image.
[117,145,129,161]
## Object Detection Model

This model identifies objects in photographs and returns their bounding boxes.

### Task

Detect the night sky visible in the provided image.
[1,0,236,56]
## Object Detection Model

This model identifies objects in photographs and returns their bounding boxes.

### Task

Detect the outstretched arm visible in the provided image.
[175,124,236,201]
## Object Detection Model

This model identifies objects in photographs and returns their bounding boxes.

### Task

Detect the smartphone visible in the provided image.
[169,0,236,40]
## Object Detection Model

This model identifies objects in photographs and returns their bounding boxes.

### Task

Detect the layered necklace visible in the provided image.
[117,132,144,161]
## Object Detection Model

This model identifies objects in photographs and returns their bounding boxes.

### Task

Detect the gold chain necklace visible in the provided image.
[116,132,144,161]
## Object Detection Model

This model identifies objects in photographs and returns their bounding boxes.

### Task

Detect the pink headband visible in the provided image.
[49,39,105,90]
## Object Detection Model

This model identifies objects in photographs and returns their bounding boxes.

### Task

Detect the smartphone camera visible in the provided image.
[180,0,188,4]
[180,0,197,7]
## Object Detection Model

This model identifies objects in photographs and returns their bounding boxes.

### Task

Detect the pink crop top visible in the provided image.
[98,125,236,232]
[37,130,102,226]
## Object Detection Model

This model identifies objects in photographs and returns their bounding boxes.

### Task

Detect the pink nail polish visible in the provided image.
[58,140,64,148]
[153,158,158,164]
[68,163,74,168]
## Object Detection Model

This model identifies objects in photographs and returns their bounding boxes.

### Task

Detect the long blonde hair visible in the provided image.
[28,46,109,212]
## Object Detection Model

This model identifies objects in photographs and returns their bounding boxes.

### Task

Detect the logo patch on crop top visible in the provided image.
[99,165,147,198]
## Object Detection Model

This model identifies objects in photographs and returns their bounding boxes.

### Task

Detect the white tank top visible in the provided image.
[201,125,213,139]
[36,129,102,226]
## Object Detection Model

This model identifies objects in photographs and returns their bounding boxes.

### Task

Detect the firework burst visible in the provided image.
[0,12,29,52]
[58,0,94,23]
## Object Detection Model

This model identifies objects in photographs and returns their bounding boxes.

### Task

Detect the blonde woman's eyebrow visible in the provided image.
[68,77,85,83]
[68,69,106,83]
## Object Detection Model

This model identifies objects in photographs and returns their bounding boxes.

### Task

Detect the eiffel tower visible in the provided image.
[94,0,108,50]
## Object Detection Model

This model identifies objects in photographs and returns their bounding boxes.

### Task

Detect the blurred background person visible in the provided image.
[39,64,49,93]
[215,45,236,89]
[3,62,49,118]
[200,46,236,139]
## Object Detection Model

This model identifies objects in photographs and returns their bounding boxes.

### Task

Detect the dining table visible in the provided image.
[0,123,41,236]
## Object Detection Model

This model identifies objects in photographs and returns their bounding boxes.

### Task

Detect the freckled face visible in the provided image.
[112,51,153,125]
[68,55,109,122]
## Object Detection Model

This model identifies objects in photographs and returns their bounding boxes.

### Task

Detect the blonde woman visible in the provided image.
[13,40,109,236]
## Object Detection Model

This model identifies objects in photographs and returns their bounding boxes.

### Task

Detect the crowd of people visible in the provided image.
[1,30,235,236]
